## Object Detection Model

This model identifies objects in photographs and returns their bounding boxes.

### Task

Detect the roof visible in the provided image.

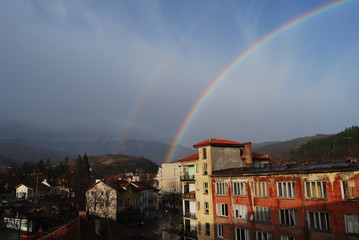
[212,161,359,177]
[40,214,154,240]
[178,153,199,162]
[15,182,52,191]
[193,138,243,148]
[107,180,129,192]
[252,152,271,160]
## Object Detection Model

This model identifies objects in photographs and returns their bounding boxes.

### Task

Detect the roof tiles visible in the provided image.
[193,138,243,148]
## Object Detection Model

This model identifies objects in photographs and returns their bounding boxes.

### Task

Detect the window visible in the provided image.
[196,183,200,191]
[253,182,268,197]
[305,181,327,199]
[341,180,356,200]
[234,205,247,220]
[236,228,249,240]
[196,164,199,173]
[215,182,227,195]
[281,236,295,240]
[254,206,270,223]
[308,211,331,231]
[256,231,272,240]
[205,202,209,214]
[198,221,201,232]
[232,182,246,196]
[205,223,210,235]
[217,224,223,237]
[204,182,208,194]
[197,201,200,210]
[279,209,298,226]
[216,203,228,217]
[203,148,207,159]
[277,182,296,198]
[203,163,208,175]
[344,214,359,234]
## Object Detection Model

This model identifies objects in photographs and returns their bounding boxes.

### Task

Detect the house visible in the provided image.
[40,211,155,240]
[86,179,159,221]
[15,182,52,199]
[179,138,359,240]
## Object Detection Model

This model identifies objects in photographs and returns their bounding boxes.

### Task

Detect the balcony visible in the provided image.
[180,174,195,181]
[184,211,197,219]
[182,192,196,199]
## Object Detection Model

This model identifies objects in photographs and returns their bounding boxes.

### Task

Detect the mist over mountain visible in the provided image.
[0,141,76,164]
[0,138,195,166]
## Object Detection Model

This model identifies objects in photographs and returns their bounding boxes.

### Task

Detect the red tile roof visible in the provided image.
[193,138,243,148]
[40,215,154,240]
[252,152,271,160]
[177,153,199,162]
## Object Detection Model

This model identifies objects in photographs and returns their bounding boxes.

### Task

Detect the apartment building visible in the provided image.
[212,163,359,240]
[157,162,182,194]
[179,138,270,240]
[180,138,359,240]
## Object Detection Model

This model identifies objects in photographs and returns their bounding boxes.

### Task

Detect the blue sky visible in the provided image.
[1,0,358,147]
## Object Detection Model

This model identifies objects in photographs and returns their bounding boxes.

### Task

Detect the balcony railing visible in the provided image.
[182,192,196,199]
[180,174,195,181]
[184,211,196,219]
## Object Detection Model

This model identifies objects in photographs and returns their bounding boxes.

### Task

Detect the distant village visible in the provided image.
[1,135,359,240]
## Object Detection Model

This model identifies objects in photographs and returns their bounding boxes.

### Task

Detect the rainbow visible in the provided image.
[164,0,358,163]
[117,2,225,145]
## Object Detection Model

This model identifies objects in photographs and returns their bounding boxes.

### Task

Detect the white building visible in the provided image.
[15,183,52,199]
[157,162,182,194]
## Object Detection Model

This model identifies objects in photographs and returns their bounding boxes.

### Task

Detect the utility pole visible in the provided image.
[35,173,39,204]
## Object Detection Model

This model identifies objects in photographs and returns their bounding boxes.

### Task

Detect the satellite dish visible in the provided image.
[250,214,254,221]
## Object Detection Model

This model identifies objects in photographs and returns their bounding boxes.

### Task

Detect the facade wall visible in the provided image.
[16,185,32,199]
[196,146,215,240]
[211,147,243,172]
[211,171,359,240]
[86,181,118,220]
[158,162,182,193]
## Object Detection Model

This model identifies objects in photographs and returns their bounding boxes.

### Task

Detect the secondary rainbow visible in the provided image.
[165,0,358,163]
[117,2,224,145]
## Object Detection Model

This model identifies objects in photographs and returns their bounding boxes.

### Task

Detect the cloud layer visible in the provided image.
[1,0,358,147]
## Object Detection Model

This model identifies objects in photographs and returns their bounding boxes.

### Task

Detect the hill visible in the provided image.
[288,126,359,164]
[0,155,14,165]
[1,138,195,166]
[253,134,330,164]
[88,153,158,177]
[0,141,76,165]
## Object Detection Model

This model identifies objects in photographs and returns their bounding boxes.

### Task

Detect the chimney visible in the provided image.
[95,219,102,236]
[243,142,253,166]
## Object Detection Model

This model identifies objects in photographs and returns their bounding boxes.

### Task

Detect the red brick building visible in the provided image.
[212,162,359,240]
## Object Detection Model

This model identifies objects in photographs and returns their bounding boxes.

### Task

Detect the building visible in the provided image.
[179,138,271,240]
[15,182,53,199]
[179,153,199,239]
[157,162,182,194]
[178,138,359,239]
[210,162,359,240]
[86,179,159,221]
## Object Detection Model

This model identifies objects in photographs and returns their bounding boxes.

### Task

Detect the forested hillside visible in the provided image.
[288,126,359,164]
[88,153,158,178]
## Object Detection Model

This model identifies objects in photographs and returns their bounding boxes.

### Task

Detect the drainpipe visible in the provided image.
[300,173,309,240]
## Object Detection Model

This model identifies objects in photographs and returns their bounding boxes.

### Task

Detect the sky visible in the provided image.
[1,0,359,148]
